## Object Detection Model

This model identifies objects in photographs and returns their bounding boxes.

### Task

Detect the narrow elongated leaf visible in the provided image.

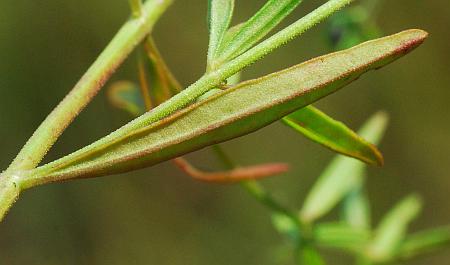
[216,0,303,64]
[300,111,389,223]
[342,180,371,230]
[314,222,371,252]
[108,78,288,183]
[368,194,423,262]
[24,30,427,187]
[207,0,235,67]
[271,212,300,242]
[283,106,383,165]
[300,246,326,265]
[173,157,288,183]
[143,37,181,105]
[398,226,450,260]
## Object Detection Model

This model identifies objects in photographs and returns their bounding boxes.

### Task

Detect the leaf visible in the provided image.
[271,212,300,242]
[107,82,289,184]
[342,180,371,230]
[300,111,389,223]
[300,246,326,265]
[107,81,146,116]
[143,37,181,105]
[368,194,423,262]
[398,226,450,260]
[207,0,235,67]
[24,30,427,187]
[283,105,383,165]
[216,0,304,65]
[314,222,371,252]
[173,157,288,183]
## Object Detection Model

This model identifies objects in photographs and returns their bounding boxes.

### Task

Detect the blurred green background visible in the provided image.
[0,0,449,264]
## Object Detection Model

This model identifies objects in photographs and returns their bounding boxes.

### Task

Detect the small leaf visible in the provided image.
[283,105,383,165]
[314,222,371,252]
[107,81,145,116]
[300,111,389,223]
[342,180,371,230]
[216,0,304,65]
[25,30,427,187]
[300,246,326,265]
[207,0,235,67]
[271,212,300,242]
[398,226,450,260]
[173,157,288,183]
[143,37,181,105]
[368,194,423,262]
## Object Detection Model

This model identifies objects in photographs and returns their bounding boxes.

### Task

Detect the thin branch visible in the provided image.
[6,0,173,173]
[129,0,143,18]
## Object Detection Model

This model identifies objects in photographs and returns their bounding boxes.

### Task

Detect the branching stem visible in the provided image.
[6,0,173,173]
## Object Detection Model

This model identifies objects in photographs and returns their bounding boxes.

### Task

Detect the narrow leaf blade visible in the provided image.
[26,30,427,187]
[314,222,371,252]
[283,105,383,165]
[368,194,423,262]
[217,0,303,64]
[300,111,389,223]
[143,37,181,105]
[173,157,288,183]
[342,180,371,230]
[207,0,235,67]
[398,226,450,260]
[300,246,326,265]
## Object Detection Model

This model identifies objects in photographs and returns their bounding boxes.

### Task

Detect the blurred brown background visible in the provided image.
[0,0,449,264]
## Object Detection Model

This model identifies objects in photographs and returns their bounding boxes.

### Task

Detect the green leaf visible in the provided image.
[300,111,389,223]
[207,0,235,68]
[398,226,450,260]
[143,37,181,106]
[283,106,383,165]
[271,213,300,242]
[368,194,423,262]
[314,222,371,252]
[107,81,146,116]
[23,30,427,187]
[342,180,371,230]
[216,0,303,65]
[300,246,326,265]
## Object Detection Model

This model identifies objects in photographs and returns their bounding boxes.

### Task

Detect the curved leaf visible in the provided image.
[283,106,383,165]
[174,157,288,183]
[314,222,371,252]
[207,0,235,67]
[300,111,389,223]
[368,194,423,262]
[398,226,450,260]
[23,29,427,187]
[216,0,304,64]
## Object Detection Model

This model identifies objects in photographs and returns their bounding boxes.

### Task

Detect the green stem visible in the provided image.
[129,0,143,18]
[6,0,172,173]
[0,174,21,220]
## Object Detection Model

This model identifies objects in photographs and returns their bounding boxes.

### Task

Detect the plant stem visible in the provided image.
[6,0,172,173]
[0,174,21,220]
[129,0,143,18]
